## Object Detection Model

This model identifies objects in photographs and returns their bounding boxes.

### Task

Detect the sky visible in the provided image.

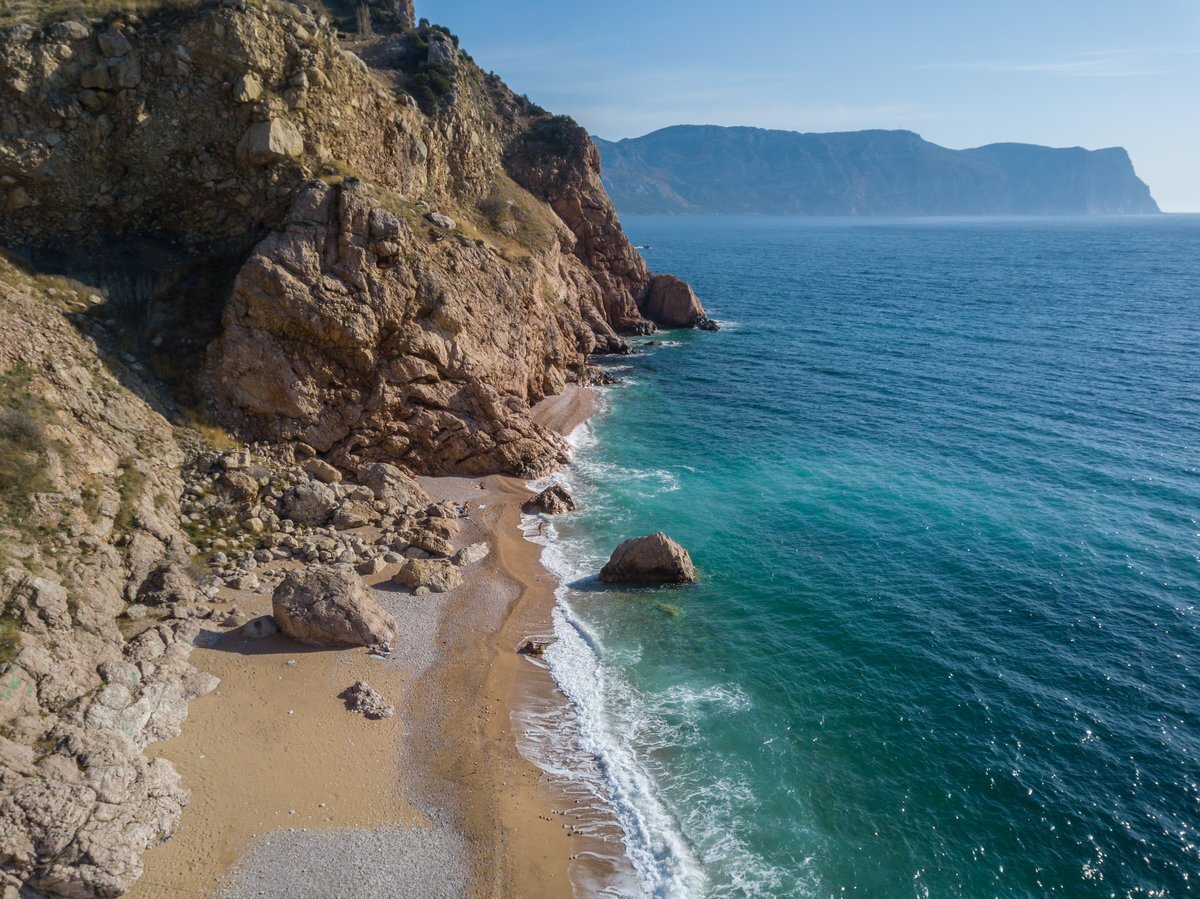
[421,0,1200,211]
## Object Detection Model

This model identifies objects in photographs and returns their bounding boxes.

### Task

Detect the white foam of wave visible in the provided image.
[544,601,708,898]
[660,683,752,714]
[574,457,681,497]
[516,472,707,896]
[514,391,789,897]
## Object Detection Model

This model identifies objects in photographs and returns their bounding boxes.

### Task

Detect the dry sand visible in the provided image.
[129,387,631,898]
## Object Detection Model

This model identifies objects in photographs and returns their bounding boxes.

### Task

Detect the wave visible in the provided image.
[517,390,790,897]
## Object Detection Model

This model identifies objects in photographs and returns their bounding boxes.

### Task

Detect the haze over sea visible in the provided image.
[532,214,1200,897]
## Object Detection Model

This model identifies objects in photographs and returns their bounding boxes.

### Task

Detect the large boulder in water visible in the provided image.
[639,275,719,330]
[524,483,576,515]
[599,532,697,585]
[272,567,395,646]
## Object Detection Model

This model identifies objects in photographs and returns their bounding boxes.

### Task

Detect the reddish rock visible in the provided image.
[599,532,698,585]
[524,483,576,515]
[640,275,719,330]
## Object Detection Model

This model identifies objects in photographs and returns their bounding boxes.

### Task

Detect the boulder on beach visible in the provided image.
[524,483,576,515]
[392,558,463,594]
[598,532,697,585]
[272,566,396,646]
[279,481,338,526]
[357,462,427,513]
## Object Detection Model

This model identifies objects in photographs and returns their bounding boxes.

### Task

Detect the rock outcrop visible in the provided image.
[0,3,709,895]
[0,263,218,898]
[599,532,698,585]
[641,275,719,331]
[0,3,701,481]
[272,567,396,646]
[203,179,584,476]
[524,483,577,515]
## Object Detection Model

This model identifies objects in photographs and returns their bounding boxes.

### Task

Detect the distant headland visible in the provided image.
[594,126,1160,215]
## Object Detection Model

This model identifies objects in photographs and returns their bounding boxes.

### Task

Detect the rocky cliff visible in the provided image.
[595,125,1161,215]
[0,2,708,895]
[0,0,706,476]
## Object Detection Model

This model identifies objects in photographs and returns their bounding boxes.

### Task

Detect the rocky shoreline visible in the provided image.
[0,1,713,895]
[123,387,623,898]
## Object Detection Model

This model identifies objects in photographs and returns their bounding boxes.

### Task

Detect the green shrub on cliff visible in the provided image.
[527,115,580,156]
[404,61,455,112]
[0,611,18,665]
[0,365,55,522]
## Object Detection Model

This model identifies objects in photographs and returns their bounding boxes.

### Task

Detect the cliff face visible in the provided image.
[0,3,699,896]
[0,259,219,899]
[594,125,1161,215]
[0,0,665,476]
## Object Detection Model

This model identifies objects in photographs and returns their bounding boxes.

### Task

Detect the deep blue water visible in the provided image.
[536,215,1200,897]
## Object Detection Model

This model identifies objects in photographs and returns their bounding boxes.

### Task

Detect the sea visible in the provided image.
[521,214,1200,897]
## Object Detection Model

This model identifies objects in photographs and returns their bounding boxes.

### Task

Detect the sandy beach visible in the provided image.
[128,386,628,898]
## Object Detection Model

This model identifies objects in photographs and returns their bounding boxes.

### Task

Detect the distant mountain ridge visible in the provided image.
[593,126,1159,215]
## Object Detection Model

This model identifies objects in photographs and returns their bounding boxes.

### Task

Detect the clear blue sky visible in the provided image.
[421,0,1199,211]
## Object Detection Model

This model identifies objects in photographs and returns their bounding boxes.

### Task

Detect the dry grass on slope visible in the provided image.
[0,0,201,27]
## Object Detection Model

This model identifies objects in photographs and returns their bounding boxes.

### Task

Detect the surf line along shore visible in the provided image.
[127,385,633,898]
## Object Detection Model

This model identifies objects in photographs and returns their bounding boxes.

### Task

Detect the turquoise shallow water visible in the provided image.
[534,215,1200,897]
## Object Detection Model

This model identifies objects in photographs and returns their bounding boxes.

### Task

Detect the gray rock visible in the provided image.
[97,29,132,57]
[356,462,426,512]
[452,542,489,566]
[356,557,386,576]
[51,21,91,41]
[233,72,263,103]
[303,458,341,484]
[237,118,305,165]
[331,499,377,530]
[340,680,393,719]
[280,481,338,526]
[425,211,456,230]
[136,561,197,607]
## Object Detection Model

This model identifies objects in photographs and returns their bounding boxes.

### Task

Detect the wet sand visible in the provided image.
[129,387,628,898]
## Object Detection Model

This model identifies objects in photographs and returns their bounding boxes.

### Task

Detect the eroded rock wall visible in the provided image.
[0,3,698,894]
[1,1,662,477]
[0,264,218,898]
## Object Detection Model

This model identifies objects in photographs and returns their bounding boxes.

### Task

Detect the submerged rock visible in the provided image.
[524,483,576,515]
[598,532,697,585]
[517,637,555,656]
[272,567,396,646]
